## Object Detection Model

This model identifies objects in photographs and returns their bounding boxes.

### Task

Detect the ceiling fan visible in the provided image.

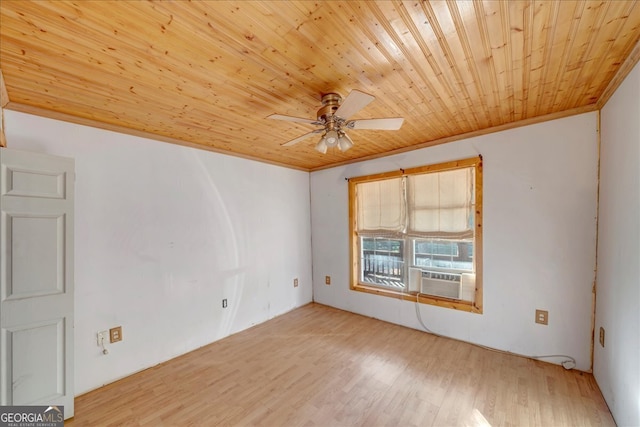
[267,90,404,153]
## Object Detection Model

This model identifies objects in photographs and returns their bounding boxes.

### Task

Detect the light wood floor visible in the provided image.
[67,303,614,426]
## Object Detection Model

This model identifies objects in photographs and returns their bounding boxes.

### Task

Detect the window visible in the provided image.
[349,157,483,313]
[362,237,405,287]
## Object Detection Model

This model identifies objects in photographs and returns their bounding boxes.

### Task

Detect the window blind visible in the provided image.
[356,167,474,239]
[355,177,405,237]
[407,167,474,239]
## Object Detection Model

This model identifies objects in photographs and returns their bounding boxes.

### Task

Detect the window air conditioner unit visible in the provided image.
[409,267,463,300]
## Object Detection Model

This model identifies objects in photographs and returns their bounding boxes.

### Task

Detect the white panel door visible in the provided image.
[0,148,74,418]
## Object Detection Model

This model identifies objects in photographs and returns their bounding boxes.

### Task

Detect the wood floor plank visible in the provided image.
[67,303,615,426]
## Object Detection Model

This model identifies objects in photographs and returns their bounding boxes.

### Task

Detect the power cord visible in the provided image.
[413,301,576,370]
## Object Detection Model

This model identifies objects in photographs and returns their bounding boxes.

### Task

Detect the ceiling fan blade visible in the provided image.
[267,114,321,125]
[281,129,324,147]
[334,90,375,120]
[348,117,404,130]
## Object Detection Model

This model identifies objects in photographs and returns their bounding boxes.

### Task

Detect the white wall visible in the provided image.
[4,110,313,395]
[311,112,599,371]
[595,61,640,426]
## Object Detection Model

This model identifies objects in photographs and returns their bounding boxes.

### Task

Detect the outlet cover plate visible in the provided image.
[109,326,122,343]
[535,309,548,325]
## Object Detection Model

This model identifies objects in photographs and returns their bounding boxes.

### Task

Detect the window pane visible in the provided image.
[361,237,405,289]
[413,238,473,271]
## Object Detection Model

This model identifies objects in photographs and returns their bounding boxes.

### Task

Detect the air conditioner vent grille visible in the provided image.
[420,270,461,282]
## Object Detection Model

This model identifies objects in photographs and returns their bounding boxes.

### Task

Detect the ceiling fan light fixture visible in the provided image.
[324,129,339,147]
[315,137,328,154]
[338,132,353,152]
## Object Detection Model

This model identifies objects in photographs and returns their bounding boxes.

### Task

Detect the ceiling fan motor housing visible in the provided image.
[317,93,343,122]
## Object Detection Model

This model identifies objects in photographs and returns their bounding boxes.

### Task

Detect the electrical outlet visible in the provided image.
[599,327,605,347]
[325,276,331,285]
[535,309,548,325]
[222,298,227,308]
[294,278,299,287]
[109,326,122,343]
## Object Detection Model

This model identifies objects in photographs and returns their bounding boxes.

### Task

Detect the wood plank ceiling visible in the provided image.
[1,1,639,171]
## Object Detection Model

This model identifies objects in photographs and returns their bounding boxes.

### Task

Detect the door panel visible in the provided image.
[5,167,66,199]
[8,318,65,404]
[0,148,74,418]
[7,214,65,299]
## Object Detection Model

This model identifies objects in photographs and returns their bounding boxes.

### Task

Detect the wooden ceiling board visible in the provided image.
[1,0,639,171]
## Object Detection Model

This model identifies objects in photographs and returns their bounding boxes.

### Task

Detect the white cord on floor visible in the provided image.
[414,301,576,370]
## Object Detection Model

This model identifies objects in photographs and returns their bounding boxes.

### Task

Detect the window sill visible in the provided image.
[351,282,483,314]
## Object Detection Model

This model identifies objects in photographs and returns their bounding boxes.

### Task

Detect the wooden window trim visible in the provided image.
[348,156,483,314]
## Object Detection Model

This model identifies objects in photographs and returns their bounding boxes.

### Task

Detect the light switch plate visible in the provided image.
[97,330,108,346]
